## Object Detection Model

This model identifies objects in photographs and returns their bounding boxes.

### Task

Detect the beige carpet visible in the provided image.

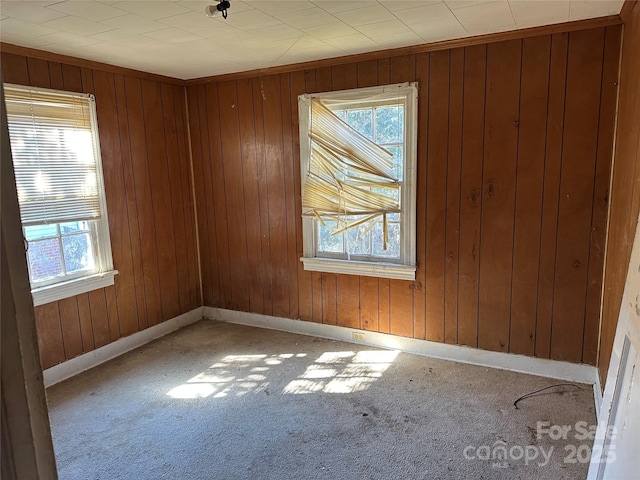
[47,320,596,479]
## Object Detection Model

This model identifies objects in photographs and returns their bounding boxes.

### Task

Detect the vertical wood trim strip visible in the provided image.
[445,48,464,345]
[582,25,621,366]
[550,29,605,362]
[414,53,429,340]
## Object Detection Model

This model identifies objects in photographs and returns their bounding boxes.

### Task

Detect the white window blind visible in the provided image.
[303,99,401,249]
[4,85,102,226]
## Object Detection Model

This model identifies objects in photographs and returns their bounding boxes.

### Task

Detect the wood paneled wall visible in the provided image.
[0,22,624,371]
[188,26,621,365]
[1,53,200,369]
[599,1,640,384]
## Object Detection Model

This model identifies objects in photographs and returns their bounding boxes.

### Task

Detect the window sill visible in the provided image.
[31,270,118,307]
[301,257,416,281]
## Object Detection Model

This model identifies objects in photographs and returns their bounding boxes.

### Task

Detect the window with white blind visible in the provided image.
[298,83,418,280]
[4,84,116,306]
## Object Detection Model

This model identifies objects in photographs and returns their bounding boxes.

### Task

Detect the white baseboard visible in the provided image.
[43,304,601,395]
[43,307,204,387]
[205,307,599,386]
[593,373,603,420]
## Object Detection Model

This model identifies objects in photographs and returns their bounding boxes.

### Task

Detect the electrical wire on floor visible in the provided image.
[513,383,581,409]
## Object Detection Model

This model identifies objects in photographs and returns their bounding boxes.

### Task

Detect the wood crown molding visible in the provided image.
[0,43,186,85]
[620,0,638,22]
[186,15,622,85]
[1,14,623,87]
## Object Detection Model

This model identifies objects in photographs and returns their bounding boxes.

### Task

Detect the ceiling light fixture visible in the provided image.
[205,0,231,19]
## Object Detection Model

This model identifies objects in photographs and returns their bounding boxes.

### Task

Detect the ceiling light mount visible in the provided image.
[205,0,231,19]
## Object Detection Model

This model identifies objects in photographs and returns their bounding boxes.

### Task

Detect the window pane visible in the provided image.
[375,105,404,144]
[347,224,371,256]
[372,222,400,258]
[372,186,399,200]
[386,145,403,181]
[346,109,373,140]
[6,86,114,290]
[25,224,58,241]
[62,233,95,273]
[317,222,344,253]
[60,220,91,234]
[27,238,63,281]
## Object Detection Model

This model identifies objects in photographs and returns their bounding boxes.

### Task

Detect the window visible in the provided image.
[5,84,116,306]
[298,83,418,280]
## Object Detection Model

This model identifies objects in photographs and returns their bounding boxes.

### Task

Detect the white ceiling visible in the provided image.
[0,1,624,80]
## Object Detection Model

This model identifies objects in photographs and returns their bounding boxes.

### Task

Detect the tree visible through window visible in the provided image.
[318,104,405,259]
[298,83,418,281]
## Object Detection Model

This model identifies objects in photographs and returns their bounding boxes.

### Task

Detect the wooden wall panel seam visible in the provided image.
[235,81,254,312]
[127,78,152,324]
[215,82,234,308]
[551,29,605,362]
[477,45,488,350]
[445,49,464,346]
[121,76,150,331]
[425,51,450,342]
[219,80,252,312]
[159,84,186,315]
[532,38,554,358]
[455,49,465,346]
[143,79,181,321]
[179,88,200,311]
[508,40,525,354]
[457,44,485,348]
[510,36,552,356]
[546,34,571,358]
[91,69,123,339]
[133,77,164,325]
[581,31,609,364]
[55,302,66,361]
[252,76,274,315]
[103,75,126,341]
[236,78,265,314]
[442,51,450,343]
[163,84,190,313]
[478,40,521,352]
[276,73,293,318]
[413,53,428,340]
[280,73,301,320]
[193,85,217,307]
[291,72,305,319]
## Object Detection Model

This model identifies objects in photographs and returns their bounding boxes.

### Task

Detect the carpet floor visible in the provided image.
[47,320,596,479]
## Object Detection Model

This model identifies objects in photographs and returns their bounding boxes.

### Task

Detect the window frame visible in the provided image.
[5,83,117,306]
[298,82,418,281]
